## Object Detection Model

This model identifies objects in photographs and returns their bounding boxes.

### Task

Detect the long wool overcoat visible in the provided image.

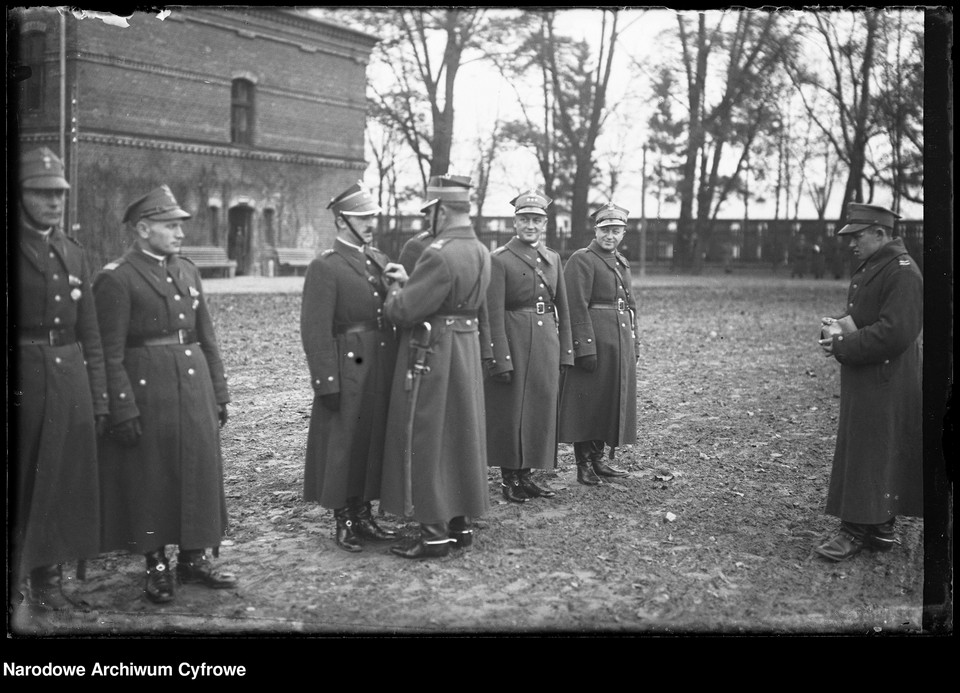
[12,225,108,580]
[558,240,639,446]
[93,249,230,553]
[301,239,398,509]
[484,237,574,471]
[379,226,491,525]
[825,237,923,523]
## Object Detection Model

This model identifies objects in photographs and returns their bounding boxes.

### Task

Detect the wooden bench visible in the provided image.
[179,246,237,278]
[274,247,317,276]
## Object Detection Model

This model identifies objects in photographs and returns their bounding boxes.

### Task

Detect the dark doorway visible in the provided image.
[228,205,253,276]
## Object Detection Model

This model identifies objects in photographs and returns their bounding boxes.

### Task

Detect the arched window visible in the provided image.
[231,78,255,145]
[21,31,46,112]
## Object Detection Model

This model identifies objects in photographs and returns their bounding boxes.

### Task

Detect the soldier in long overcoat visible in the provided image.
[815,203,923,562]
[301,182,398,552]
[11,147,109,611]
[379,174,492,559]
[93,185,237,603]
[484,190,573,503]
[558,203,639,485]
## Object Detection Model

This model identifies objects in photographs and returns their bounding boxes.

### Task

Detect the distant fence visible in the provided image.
[377,216,924,275]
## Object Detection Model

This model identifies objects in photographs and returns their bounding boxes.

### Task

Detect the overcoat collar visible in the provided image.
[18,223,82,278]
[505,236,553,266]
[124,248,194,296]
[587,239,629,267]
[855,237,911,285]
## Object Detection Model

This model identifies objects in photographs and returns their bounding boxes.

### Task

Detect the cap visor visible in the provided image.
[148,209,192,221]
[420,199,440,213]
[22,178,71,190]
[836,222,872,236]
[515,207,547,215]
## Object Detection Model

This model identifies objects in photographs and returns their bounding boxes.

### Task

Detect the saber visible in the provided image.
[402,321,432,517]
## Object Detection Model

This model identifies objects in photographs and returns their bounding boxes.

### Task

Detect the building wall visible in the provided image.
[13,7,377,273]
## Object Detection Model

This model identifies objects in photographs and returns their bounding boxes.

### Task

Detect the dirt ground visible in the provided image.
[7,271,937,643]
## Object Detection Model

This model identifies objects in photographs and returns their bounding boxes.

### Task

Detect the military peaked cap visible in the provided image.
[836,202,901,236]
[20,147,71,190]
[123,185,192,224]
[591,202,629,228]
[421,173,472,211]
[510,189,552,216]
[327,181,381,216]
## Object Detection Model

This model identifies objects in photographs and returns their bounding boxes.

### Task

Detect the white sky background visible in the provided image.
[326,7,925,222]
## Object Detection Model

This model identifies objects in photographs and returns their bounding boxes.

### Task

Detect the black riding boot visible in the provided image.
[574,442,601,486]
[334,506,363,553]
[176,548,238,588]
[29,564,70,610]
[501,468,529,503]
[449,516,474,549]
[518,468,557,498]
[391,523,452,559]
[351,499,397,541]
[590,440,628,477]
[144,548,175,604]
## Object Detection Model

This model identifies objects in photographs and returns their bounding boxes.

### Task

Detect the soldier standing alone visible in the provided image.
[815,203,923,561]
[301,182,399,552]
[483,190,573,502]
[94,185,237,604]
[558,203,639,484]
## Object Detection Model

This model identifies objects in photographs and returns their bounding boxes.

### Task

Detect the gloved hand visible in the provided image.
[218,403,229,428]
[95,414,110,438]
[320,393,341,412]
[491,371,512,384]
[575,355,597,372]
[482,358,495,375]
[111,417,142,447]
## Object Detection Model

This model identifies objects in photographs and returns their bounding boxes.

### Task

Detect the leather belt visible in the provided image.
[508,302,555,315]
[433,312,477,320]
[18,327,77,347]
[335,318,387,335]
[127,328,198,348]
[590,299,627,311]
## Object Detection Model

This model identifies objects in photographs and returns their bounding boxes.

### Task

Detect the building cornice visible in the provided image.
[71,51,366,111]
[21,131,367,171]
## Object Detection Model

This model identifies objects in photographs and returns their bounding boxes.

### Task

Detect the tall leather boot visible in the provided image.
[29,564,71,610]
[144,548,175,604]
[518,468,557,498]
[352,499,397,541]
[589,440,628,478]
[501,468,529,503]
[574,442,601,486]
[449,516,474,549]
[334,506,363,553]
[391,523,452,559]
[176,548,238,588]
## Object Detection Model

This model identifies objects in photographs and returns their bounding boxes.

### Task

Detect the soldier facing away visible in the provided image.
[93,185,237,604]
[378,174,492,559]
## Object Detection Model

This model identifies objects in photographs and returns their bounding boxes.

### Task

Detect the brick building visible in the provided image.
[11,7,378,274]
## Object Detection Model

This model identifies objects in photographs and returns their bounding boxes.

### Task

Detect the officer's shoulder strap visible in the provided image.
[320,248,335,257]
[102,257,126,271]
[429,238,448,250]
[492,245,508,256]
[177,254,198,268]
[416,231,431,240]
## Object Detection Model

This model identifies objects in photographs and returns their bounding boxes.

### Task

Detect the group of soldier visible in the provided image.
[11,144,923,616]
[301,174,640,559]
